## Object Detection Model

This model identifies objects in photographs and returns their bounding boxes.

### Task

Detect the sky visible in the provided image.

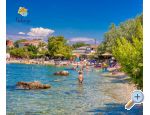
[7,0,143,44]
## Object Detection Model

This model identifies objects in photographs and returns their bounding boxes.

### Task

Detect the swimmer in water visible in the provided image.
[78,71,83,84]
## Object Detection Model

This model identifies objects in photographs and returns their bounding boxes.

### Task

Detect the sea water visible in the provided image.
[7,64,142,115]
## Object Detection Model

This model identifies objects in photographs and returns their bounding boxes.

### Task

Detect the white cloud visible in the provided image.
[27,27,54,37]
[7,34,44,41]
[18,32,25,35]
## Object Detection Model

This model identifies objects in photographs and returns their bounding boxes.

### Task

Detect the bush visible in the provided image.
[112,37,143,89]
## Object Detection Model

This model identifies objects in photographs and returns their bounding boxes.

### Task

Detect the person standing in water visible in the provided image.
[78,70,83,84]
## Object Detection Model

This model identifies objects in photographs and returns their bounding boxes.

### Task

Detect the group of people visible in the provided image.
[70,57,118,84]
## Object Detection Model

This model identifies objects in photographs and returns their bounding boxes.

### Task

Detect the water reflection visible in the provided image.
[77,82,84,94]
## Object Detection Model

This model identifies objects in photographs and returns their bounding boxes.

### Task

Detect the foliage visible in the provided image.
[112,37,143,89]
[27,45,38,54]
[97,14,143,89]
[39,42,47,48]
[6,47,14,53]
[9,36,72,59]
[98,14,143,53]
[9,45,39,59]
[9,47,29,58]
[97,41,106,54]
[72,42,90,49]
[9,40,49,59]
[48,36,72,59]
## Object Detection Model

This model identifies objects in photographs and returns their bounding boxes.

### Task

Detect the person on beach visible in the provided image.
[102,62,108,72]
[78,71,83,84]
[81,65,84,71]
[85,64,90,72]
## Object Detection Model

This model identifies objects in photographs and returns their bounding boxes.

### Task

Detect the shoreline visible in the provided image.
[7,59,56,66]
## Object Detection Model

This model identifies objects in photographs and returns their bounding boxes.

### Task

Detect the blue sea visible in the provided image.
[7,64,143,115]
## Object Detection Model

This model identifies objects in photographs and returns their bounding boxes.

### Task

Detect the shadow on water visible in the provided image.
[63,83,84,95]
[108,75,131,84]
[77,83,84,94]
[87,103,143,115]
[110,78,130,84]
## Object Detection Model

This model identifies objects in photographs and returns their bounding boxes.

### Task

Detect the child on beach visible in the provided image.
[78,71,83,84]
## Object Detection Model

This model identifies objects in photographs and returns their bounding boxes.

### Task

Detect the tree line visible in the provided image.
[97,14,143,89]
[7,36,90,59]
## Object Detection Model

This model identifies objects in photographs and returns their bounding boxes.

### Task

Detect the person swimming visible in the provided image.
[78,71,83,84]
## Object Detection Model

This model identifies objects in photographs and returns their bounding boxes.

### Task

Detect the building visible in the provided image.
[6,53,10,60]
[90,44,98,53]
[72,45,98,57]
[72,46,91,55]
[18,39,45,48]
[6,40,14,48]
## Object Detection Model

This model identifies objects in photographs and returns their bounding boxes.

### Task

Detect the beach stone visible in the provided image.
[54,71,69,76]
[16,81,51,89]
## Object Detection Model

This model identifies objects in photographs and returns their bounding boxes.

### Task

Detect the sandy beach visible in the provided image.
[7,59,56,65]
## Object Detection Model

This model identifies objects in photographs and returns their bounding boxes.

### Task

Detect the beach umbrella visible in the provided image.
[101,52,112,63]
[101,52,112,57]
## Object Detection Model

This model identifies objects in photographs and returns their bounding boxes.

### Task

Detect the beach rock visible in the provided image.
[16,81,51,89]
[54,71,69,76]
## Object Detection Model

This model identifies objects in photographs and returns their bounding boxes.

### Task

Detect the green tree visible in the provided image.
[112,37,143,89]
[48,36,72,59]
[97,41,106,54]
[103,23,117,52]
[39,42,47,48]
[98,14,143,54]
[97,14,143,89]
[26,45,39,58]
[9,45,39,59]
[27,45,38,54]
[9,47,29,58]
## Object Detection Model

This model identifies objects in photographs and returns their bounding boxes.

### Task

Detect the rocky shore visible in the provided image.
[16,81,51,90]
